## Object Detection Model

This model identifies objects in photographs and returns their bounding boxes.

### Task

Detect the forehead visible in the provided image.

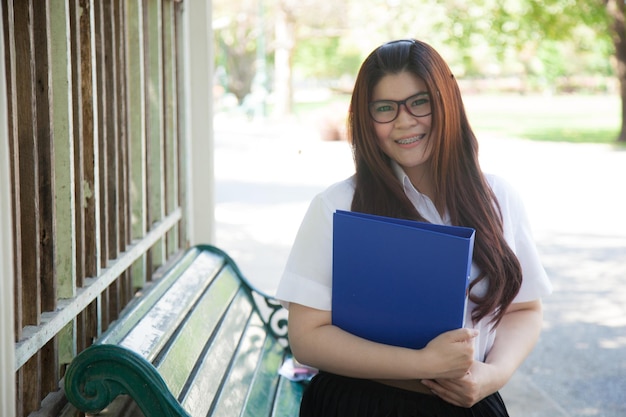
[372,72,427,101]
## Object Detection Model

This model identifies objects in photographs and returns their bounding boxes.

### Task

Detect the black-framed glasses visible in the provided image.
[368,92,432,124]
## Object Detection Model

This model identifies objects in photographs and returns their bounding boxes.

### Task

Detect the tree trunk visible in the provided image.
[608,0,626,142]
[273,1,295,117]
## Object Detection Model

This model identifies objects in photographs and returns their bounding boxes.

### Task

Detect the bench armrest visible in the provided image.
[64,344,190,417]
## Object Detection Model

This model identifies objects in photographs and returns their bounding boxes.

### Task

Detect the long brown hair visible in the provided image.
[348,39,522,324]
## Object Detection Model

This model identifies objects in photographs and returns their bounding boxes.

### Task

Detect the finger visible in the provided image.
[422,378,461,392]
[452,328,479,342]
[422,380,466,407]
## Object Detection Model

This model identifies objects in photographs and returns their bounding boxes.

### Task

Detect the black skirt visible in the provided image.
[300,372,510,417]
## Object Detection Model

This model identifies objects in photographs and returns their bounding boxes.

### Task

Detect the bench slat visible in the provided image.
[210,314,268,417]
[105,250,223,357]
[242,335,288,417]
[272,375,307,417]
[180,289,254,416]
[155,266,241,398]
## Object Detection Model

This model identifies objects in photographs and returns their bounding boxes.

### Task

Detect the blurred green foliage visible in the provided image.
[214,0,616,93]
[293,37,363,80]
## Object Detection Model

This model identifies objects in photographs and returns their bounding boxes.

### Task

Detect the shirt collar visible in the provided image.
[390,161,450,225]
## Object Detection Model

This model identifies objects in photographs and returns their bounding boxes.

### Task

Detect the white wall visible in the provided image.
[180,0,215,245]
[0,1,17,415]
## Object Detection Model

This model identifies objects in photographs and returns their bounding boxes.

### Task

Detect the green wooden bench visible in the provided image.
[64,245,307,417]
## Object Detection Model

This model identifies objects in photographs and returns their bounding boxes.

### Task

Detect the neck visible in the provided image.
[406,167,445,218]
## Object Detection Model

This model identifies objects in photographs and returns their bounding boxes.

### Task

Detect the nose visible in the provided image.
[395,103,417,125]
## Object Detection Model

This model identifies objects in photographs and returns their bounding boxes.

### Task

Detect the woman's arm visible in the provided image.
[288,302,479,381]
[421,299,544,407]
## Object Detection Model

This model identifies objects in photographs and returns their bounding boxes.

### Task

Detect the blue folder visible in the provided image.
[331,210,475,349]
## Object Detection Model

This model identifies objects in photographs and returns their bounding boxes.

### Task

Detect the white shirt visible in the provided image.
[276,167,552,361]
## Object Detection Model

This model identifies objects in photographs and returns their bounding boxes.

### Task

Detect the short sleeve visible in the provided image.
[488,174,553,303]
[275,178,355,310]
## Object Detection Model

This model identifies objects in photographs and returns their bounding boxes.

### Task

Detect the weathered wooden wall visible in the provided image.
[2,0,187,414]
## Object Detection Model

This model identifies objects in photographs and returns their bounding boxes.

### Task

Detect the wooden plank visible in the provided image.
[69,0,86,288]
[145,0,166,271]
[15,368,23,417]
[41,335,59,395]
[99,245,205,345]
[162,0,179,256]
[85,300,98,351]
[271,375,306,417]
[241,336,285,417]
[113,0,133,308]
[104,0,120,264]
[173,1,188,248]
[33,0,55,314]
[76,303,87,354]
[32,2,59,396]
[101,289,110,333]
[117,250,225,359]
[210,315,267,417]
[119,270,132,317]
[115,0,130,256]
[81,0,102,342]
[179,294,254,417]
[112,0,131,322]
[93,0,113,332]
[126,0,148,288]
[94,0,109,269]
[49,0,77,301]
[154,271,242,397]
[57,322,76,380]
[14,0,41,329]
[3,0,24,343]
[22,352,41,415]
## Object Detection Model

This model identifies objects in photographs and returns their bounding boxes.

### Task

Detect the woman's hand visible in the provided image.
[421,360,489,407]
[421,329,478,379]
[422,299,544,408]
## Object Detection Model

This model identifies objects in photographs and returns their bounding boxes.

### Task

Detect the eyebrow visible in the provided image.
[371,91,429,102]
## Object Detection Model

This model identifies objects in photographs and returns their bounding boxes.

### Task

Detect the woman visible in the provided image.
[276,39,552,417]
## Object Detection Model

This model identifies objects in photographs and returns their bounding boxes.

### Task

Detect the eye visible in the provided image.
[409,95,429,108]
[372,102,396,113]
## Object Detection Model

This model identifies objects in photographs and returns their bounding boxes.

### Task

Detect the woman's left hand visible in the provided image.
[421,300,544,408]
[421,360,492,408]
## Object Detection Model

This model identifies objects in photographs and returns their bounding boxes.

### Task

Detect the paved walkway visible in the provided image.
[214,114,626,417]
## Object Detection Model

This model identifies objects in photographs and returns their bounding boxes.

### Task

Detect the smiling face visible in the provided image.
[371,71,433,188]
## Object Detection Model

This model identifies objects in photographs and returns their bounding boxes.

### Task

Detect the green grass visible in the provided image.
[463,94,622,144]
[290,92,624,145]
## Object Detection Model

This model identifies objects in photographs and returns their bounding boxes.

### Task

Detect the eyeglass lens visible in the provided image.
[368,92,431,123]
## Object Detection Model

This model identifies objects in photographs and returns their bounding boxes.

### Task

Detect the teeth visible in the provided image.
[396,135,421,145]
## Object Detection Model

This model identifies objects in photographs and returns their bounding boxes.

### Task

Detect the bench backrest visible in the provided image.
[65,245,302,417]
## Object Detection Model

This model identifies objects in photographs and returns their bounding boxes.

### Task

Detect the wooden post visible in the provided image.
[126,0,148,288]
[49,0,78,373]
[163,0,180,256]
[145,0,166,273]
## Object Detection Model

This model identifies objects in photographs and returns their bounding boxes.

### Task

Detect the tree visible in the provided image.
[273,0,296,117]
[213,0,265,104]
[607,0,626,142]
[272,0,351,116]
[483,0,623,141]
